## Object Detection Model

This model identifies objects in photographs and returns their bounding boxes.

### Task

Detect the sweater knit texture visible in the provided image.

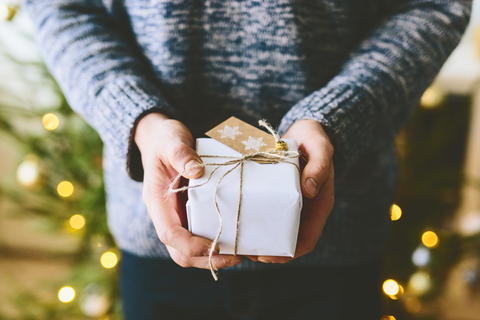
[24,0,471,269]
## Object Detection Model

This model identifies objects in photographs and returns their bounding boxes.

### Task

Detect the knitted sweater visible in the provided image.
[24,0,471,268]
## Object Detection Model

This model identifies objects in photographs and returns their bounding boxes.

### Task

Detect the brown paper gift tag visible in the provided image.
[205,117,276,155]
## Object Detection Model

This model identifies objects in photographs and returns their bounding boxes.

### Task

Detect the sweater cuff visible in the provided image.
[95,76,175,181]
[278,83,372,176]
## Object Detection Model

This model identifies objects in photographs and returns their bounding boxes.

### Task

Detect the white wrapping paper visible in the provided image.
[186,138,302,256]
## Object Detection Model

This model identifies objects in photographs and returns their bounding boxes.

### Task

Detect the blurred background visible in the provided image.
[1,1,480,319]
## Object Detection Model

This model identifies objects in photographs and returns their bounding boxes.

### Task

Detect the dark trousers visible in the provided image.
[120,250,383,320]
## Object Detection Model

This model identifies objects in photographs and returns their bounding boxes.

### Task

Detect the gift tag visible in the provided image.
[205,117,276,155]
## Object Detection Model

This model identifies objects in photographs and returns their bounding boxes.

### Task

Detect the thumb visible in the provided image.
[167,143,205,179]
[300,141,333,199]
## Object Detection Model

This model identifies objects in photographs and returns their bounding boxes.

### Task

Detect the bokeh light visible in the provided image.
[58,286,75,303]
[42,113,60,130]
[420,86,444,109]
[16,155,40,188]
[100,252,118,269]
[57,181,74,197]
[405,297,422,313]
[70,214,85,230]
[383,279,400,296]
[388,284,404,300]
[381,316,396,320]
[422,231,439,248]
[409,271,431,295]
[390,204,402,221]
[0,4,15,21]
[412,245,430,267]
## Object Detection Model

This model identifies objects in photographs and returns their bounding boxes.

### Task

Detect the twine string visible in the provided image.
[258,119,281,143]
[234,161,243,256]
[209,161,241,280]
[169,151,299,280]
[168,123,298,280]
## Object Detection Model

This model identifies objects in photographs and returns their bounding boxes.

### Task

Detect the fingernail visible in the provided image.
[203,249,219,256]
[185,159,203,176]
[227,259,241,267]
[305,177,318,196]
[258,258,271,263]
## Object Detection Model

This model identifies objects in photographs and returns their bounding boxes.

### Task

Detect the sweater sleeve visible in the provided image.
[23,0,175,181]
[278,0,472,176]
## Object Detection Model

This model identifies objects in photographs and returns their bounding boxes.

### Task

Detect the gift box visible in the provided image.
[186,138,302,257]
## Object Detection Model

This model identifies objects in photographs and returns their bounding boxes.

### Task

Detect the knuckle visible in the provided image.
[169,144,190,166]
[158,228,176,247]
[142,189,158,205]
[325,142,334,158]
[317,160,329,173]
[173,255,191,268]
[141,190,148,204]
[158,231,169,246]
[308,160,329,182]
[305,244,316,254]
[183,245,197,257]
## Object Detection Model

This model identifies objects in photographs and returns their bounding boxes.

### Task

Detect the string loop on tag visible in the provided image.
[258,120,288,151]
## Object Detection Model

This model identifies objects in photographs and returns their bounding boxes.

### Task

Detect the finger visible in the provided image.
[258,162,334,264]
[166,142,205,179]
[299,137,333,198]
[144,188,219,257]
[155,218,221,257]
[257,255,292,264]
[245,255,259,262]
[167,246,243,269]
[293,166,334,258]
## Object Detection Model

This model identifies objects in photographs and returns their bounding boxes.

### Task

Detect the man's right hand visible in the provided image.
[134,113,242,269]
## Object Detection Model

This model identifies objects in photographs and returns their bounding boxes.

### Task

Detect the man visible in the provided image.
[25,1,471,319]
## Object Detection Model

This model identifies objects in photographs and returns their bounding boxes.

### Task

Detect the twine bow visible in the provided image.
[168,121,300,280]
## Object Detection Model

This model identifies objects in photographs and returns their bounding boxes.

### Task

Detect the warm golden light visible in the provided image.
[409,271,431,295]
[69,214,85,230]
[388,284,404,300]
[16,155,40,188]
[405,297,422,313]
[390,204,402,221]
[383,279,400,296]
[57,181,74,197]
[58,286,75,303]
[100,252,118,269]
[422,231,439,248]
[42,113,60,130]
[381,316,396,320]
[0,4,15,21]
[420,86,444,109]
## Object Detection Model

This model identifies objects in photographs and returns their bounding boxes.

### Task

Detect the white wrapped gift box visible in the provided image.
[186,138,302,256]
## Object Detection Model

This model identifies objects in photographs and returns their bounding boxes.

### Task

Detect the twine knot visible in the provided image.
[169,122,299,280]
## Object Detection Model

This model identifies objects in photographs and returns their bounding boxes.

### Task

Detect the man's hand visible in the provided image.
[254,119,335,263]
[135,113,242,269]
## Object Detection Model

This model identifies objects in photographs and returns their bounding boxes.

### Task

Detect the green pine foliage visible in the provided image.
[0,15,120,319]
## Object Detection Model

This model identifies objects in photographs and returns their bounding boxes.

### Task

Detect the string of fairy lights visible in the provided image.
[4,2,480,315]
[15,112,119,310]
[379,203,441,320]
[33,111,443,318]
[379,88,445,320]
[19,94,460,319]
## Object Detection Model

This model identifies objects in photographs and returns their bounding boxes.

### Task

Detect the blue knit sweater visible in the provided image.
[24,0,471,268]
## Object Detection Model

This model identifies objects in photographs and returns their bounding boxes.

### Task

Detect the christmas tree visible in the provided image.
[0,4,119,319]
